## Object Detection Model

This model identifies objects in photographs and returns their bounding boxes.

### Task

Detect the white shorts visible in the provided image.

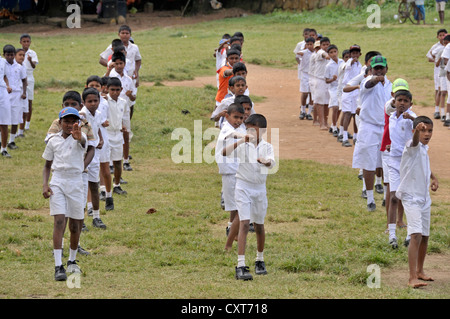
[108,131,124,162]
[87,150,100,183]
[0,87,11,125]
[27,81,35,100]
[314,78,330,104]
[439,76,447,91]
[98,142,110,163]
[222,174,237,212]
[328,86,338,107]
[300,72,310,93]
[355,113,361,130]
[49,172,85,220]
[235,179,267,225]
[402,197,431,237]
[352,121,383,171]
[10,92,24,125]
[309,76,317,101]
[436,1,446,11]
[387,155,401,192]
[434,68,440,91]
[341,91,358,113]
[21,94,29,113]
[447,80,450,103]
[382,151,390,183]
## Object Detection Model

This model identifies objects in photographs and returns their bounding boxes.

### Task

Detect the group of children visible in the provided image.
[213,32,276,281]
[0,34,37,158]
[39,25,142,281]
[293,27,440,288]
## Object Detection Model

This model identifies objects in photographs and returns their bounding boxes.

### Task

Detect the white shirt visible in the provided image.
[81,106,102,148]
[336,59,347,99]
[23,49,38,81]
[216,47,227,71]
[324,59,340,89]
[308,51,318,78]
[215,121,246,175]
[228,139,276,185]
[5,60,27,92]
[299,49,313,73]
[97,96,109,144]
[440,42,450,61]
[314,49,329,79]
[342,59,362,87]
[100,42,141,77]
[42,131,87,174]
[359,75,392,126]
[0,58,7,88]
[294,40,306,78]
[106,94,127,133]
[389,109,416,157]
[396,140,431,203]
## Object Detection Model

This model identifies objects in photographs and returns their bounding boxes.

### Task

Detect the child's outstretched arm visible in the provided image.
[42,160,53,199]
[72,122,86,148]
[411,122,425,147]
[222,135,250,156]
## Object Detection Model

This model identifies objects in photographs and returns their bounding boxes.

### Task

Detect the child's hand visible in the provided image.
[431,178,439,192]
[21,93,26,99]
[42,185,53,199]
[27,55,32,62]
[243,134,256,143]
[102,120,109,127]
[332,75,337,81]
[403,112,413,120]
[125,90,133,98]
[386,144,391,152]
[415,122,426,132]
[108,62,115,71]
[121,125,127,133]
[257,158,271,167]
[97,139,104,150]
[72,122,82,140]
[6,86,12,93]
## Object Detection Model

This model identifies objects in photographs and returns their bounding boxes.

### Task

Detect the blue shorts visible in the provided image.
[415,4,425,20]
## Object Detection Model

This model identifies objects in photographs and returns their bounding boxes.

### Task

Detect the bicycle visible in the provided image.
[397,0,423,24]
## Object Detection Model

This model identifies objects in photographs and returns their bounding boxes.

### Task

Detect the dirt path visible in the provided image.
[161,64,450,182]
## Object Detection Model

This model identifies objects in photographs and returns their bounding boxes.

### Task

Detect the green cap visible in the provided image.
[392,78,409,93]
[370,55,387,68]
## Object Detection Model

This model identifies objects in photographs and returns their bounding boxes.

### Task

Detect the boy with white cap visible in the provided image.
[42,107,87,281]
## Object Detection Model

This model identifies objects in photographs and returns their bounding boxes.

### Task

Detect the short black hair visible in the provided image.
[229,36,241,44]
[226,48,240,57]
[232,62,247,74]
[413,116,433,129]
[309,28,317,35]
[111,38,123,48]
[234,95,252,106]
[101,76,110,86]
[107,77,122,88]
[82,87,100,101]
[320,37,330,44]
[227,103,245,115]
[394,89,412,101]
[444,34,450,42]
[245,114,267,128]
[63,91,82,105]
[365,51,382,64]
[342,49,350,58]
[111,51,126,63]
[3,44,15,54]
[327,44,338,52]
[437,28,447,35]
[118,25,131,33]
[303,28,311,33]
[305,37,315,43]
[86,75,103,86]
[231,75,246,86]
[20,34,31,41]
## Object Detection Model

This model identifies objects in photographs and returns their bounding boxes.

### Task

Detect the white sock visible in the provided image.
[446,112,450,120]
[54,249,62,266]
[388,224,396,240]
[307,105,312,114]
[123,158,129,163]
[25,121,30,129]
[343,131,348,141]
[435,106,440,112]
[339,126,344,135]
[366,190,374,204]
[93,209,100,219]
[106,191,112,198]
[69,248,77,262]
[87,202,93,211]
[441,107,445,115]
[1,147,6,152]
[301,105,306,113]
[383,186,387,200]
[113,183,120,188]
[362,178,366,191]
[100,185,106,192]
[228,221,232,227]
[18,129,24,135]
[237,255,246,268]
[353,132,357,140]
[256,251,264,262]
[9,134,15,143]
[375,176,382,185]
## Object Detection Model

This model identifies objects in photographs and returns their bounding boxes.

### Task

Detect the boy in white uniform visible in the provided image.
[313,37,331,130]
[426,29,446,119]
[42,107,87,281]
[325,44,341,135]
[0,56,12,157]
[395,116,438,288]
[222,114,276,281]
[308,41,320,125]
[352,56,392,212]
[387,89,416,249]
[105,77,128,195]
[215,103,246,251]
[20,34,38,131]
[297,37,315,120]
[434,34,450,123]
[3,45,27,151]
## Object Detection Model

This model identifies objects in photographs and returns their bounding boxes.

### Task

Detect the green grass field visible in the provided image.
[0,6,449,300]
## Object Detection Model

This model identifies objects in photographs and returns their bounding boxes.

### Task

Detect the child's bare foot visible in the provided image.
[417,273,434,281]
[397,222,407,228]
[408,279,428,288]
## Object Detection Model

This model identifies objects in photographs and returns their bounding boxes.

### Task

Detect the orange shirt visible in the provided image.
[215,64,232,103]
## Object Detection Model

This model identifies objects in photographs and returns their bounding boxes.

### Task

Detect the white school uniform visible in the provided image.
[24,48,38,101]
[299,49,313,93]
[308,51,318,101]
[109,69,135,132]
[5,60,27,125]
[101,42,142,79]
[388,109,416,191]
[313,49,330,105]
[81,106,102,183]
[427,42,444,91]
[42,131,87,220]
[293,40,306,80]
[0,58,11,125]
[97,96,111,163]
[227,139,275,224]
[396,140,432,236]
[215,122,246,212]
[352,75,392,171]
[340,59,362,113]
[324,58,342,107]
[435,47,447,91]
[337,59,348,110]
[106,94,127,161]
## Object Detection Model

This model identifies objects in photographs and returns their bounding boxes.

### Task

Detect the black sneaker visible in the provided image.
[99,191,106,201]
[444,119,450,127]
[113,185,127,195]
[332,130,339,137]
[81,222,89,232]
[299,112,306,120]
[7,142,18,150]
[367,202,376,212]
[105,197,114,211]
[389,237,399,249]
[87,207,93,217]
[67,260,82,273]
[434,112,441,119]
[249,223,255,233]
[93,218,107,229]
[255,261,268,275]
[110,165,114,174]
[337,135,343,142]
[226,225,230,237]
[375,184,384,194]
[403,238,410,247]
[120,177,128,184]
[77,245,90,256]
[1,150,11,158]
[123,162,133,171]
[361,190,367,199]
[306,114,313,120]
[342,140,352,147]
[235,266,253,281]
[441,115,446,122]
[54,264,67,281]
